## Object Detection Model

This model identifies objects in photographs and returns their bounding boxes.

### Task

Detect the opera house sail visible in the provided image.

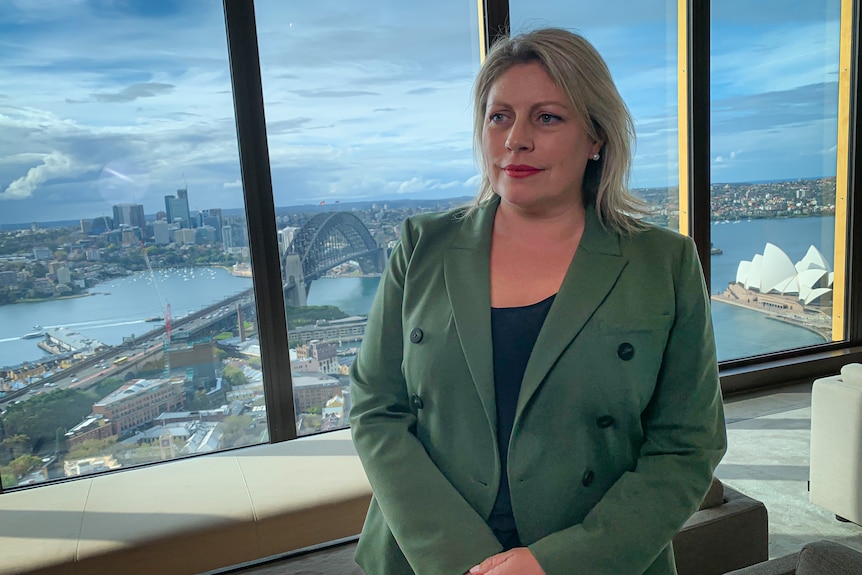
[713,243,832,340]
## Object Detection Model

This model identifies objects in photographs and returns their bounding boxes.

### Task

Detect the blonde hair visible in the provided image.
[470,28,648,233]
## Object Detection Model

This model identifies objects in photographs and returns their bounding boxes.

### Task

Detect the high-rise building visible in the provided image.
[153,220,171,245]
[174,228,196,245]
[279,226,300,254]
[89,216,113,235]
[195,226,217,244]
[164,188,191,228]
[198,209,223,241]
[112,203,146,231]
[222,226,233,250]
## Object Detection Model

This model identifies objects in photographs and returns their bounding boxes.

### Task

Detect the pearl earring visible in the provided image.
[591,153,601,161]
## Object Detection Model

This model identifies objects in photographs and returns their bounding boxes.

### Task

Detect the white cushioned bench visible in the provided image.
[0,429,372,575]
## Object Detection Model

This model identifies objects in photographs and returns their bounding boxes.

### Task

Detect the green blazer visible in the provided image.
[350,198,727,575]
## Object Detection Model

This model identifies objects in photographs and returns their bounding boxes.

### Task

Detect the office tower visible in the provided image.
[164,187,191,228]
[198,209,223,241]
[222,226,233,251]
[195,225,217,244]
[279,226,300,254]
[89,216,113,235]
[153,220,171,245]
[80,219,93,234]
[112,203,146,231]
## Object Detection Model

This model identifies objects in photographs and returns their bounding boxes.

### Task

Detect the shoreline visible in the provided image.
[16,293,95,305]
[710,295,831,342]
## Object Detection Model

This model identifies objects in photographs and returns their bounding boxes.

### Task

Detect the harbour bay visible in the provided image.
[0,215,839,369]
[0,267,252,369]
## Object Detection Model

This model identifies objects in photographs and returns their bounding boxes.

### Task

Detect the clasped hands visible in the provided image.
[467,547,547,575]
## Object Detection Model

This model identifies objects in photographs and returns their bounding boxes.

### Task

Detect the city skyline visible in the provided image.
[0,0,842,224]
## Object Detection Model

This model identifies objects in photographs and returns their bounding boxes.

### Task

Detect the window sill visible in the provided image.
[0,429,371,575]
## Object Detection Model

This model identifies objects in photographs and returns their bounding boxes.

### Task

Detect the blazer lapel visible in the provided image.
[443,201,498,432]
[515,207,628,421]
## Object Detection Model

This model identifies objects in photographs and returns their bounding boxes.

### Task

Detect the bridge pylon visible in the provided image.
[283,253,307,308]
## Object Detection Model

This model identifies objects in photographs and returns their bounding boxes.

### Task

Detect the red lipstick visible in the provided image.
[503,164,542,178]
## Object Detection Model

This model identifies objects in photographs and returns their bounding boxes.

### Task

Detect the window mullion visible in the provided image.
[680,0,711,288]
[223,0,297,442]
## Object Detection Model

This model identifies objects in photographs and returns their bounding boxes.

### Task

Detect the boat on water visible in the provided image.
[145,317,164,322]
[22,331,44,339]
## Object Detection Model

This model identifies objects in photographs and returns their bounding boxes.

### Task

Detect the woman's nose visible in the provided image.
[505,119,534,151]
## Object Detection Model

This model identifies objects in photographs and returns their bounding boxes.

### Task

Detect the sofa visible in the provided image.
[260,476,769,575]
[724,540,862,574]
[673,476,769,575]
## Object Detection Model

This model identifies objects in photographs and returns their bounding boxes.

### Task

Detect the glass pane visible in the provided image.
[0,1,264,489]
[509,1,680,230]
[255,0,481,435]
[710,2,841,361]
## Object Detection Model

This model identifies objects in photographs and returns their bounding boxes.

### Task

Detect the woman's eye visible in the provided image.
[539,114,560,124]
[489,113,506,123]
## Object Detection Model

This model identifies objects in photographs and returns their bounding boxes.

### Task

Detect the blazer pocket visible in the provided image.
[593,314,674,334]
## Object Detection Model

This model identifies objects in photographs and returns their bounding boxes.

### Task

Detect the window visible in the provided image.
[254,0,482,435]
[2,0,860,492]
[0,0,266,489]
[509,0,681,230]
[709,1,843,361]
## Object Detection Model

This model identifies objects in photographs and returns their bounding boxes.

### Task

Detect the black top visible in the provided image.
[488,293,555,549]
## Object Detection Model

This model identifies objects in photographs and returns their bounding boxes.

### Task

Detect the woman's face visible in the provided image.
[482,62,601,213]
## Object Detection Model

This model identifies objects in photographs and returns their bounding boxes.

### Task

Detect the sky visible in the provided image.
[0,0,842,224]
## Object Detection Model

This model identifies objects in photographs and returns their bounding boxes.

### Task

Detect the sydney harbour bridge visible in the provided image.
[282,211,385,307]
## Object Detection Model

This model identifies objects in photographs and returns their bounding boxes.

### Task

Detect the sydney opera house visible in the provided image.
[714,243,834,338]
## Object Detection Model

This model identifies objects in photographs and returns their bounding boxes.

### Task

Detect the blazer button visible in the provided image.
[411,393,424,409]
[409,328,424,344]
[596,415,615,428]
[617,342,635,361]
[582,470,595,487]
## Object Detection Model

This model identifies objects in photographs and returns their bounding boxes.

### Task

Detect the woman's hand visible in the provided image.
[468,548,547,575]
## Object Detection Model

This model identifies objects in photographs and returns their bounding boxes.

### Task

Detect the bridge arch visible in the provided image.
[282,212,384,304]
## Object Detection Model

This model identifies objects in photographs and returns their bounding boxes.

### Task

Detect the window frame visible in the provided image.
[224,0,862,444]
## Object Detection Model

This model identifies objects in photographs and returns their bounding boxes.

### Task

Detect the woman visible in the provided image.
[350,28,726,575]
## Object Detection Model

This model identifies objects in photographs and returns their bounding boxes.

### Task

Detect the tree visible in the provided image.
[219,415,255,448]
[0,434,31,465]
[66,437,120,460]
[248,357,261,370]
[221,365,247,387]
[9,454,42,479]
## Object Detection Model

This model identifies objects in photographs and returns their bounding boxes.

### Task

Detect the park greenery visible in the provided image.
[286,305,348,329]
[0,377,124,457]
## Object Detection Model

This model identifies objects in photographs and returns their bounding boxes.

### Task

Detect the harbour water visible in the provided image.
[0,267,252,368]
[0,216,839,368]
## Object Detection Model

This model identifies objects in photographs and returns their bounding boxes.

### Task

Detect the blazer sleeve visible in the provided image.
[349,218,503,575]
[528,235,728,575]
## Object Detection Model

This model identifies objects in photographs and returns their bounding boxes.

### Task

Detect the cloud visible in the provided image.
[384,176,468,195]
[406,87,439,96]
[0,151,79,200]
[290,89,380,98]
[712,82,838,133]
[90,82,175,103]
[373,107,398,112]
[267,117,312,134]
[223,179,242,189]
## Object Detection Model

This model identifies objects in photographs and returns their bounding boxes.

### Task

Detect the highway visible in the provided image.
[0,288,255,410]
